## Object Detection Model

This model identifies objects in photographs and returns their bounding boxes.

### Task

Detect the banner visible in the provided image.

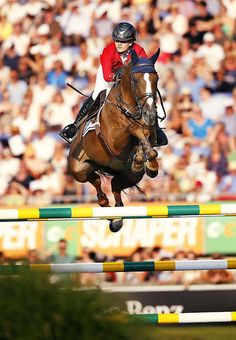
[0,214,235,258]
[106,285,236,313]
[0,221,42,258]
[205,216,236,254]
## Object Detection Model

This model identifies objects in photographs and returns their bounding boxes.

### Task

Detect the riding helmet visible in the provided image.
[112,22,136,42]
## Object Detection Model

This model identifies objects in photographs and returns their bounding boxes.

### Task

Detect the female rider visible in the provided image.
[60,22,167,146]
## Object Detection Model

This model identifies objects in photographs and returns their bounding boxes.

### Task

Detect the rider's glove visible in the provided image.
[113,68,123,81]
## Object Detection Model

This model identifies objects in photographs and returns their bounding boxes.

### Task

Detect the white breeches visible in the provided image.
[92,65,114,100]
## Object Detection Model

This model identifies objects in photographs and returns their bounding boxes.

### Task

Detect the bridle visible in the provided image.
[131,64,157,120]
[106,62,166,123]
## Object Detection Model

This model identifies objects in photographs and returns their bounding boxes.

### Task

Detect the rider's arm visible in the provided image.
[100,47,115,82]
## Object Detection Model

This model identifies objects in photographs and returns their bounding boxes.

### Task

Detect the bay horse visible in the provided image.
[68,49,161,232]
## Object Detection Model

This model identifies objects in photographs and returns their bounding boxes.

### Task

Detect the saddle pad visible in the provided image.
[82,119,97,137]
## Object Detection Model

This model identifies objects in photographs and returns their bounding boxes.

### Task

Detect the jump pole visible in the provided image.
[1,259,236,275]
[135,311,236,324]
[0,203,235,221]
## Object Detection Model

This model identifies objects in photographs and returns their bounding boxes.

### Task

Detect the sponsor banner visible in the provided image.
[0,217,203,258]
[41,218,204,257]
[205,216,236,254]
[108,287,236,313]
[0,221,43,258]
[1,214,235,258]
[77,217,203,256]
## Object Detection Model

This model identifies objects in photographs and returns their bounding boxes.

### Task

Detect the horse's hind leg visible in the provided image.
[87,172,109,207]
[68,157,109,207]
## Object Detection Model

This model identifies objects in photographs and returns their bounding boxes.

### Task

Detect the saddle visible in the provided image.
[78,90,107,127]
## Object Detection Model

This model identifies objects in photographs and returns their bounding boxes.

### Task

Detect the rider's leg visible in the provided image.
[156,119,168,147]
[60,66,111,143]
[73,63,110,124]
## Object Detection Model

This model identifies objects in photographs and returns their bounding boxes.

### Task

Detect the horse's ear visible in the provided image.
[131,49,139,66]
[149,48,160,65]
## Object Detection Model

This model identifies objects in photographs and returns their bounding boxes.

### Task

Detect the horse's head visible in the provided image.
[130,49,160,126]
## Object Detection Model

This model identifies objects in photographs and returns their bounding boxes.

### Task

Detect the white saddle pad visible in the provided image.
[82,119,97,137]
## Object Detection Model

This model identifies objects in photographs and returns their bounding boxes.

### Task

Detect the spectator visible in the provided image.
[191,1,214,40]
[218,153,236,194]
[31,74,55,107]
[156,256,180,285]
[43,91,74,130]
[50,239,75,264]
[186,105,214,141]
[182,67,205,102]
[182,251,202,287]
[0,251,8,265]
[47,60,68,89]
[222,98,236,152]
[164,3,189,37]
[195,32,225,72]
[201,254,234,284]
[7,70,27,106]
[207,143,228,181]
[0,14,12,43]
[77,247,98,285]
[198,87,224,122]
[27,249,42,264]
[2,43,19,70]
[2,22,30,57]
[31,124,56,162]
[124,249,147,284]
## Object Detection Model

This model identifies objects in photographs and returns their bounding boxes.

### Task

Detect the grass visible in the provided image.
[0,271,235,339]
[149,325,236,340]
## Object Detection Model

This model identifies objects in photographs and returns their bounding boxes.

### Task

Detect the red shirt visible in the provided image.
[100,42,147,82]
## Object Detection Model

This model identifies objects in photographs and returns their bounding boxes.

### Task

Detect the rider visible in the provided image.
[60,22,168,146]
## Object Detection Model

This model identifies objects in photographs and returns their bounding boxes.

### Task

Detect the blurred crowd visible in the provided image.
[1,239,235,286]
[0,0,236,206]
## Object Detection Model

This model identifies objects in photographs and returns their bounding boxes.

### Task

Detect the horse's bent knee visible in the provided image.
[68,162,89,183]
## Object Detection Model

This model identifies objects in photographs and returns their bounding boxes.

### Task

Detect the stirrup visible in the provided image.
[156,128,168,147]
[59,131,75,144]
[59,124,78,144]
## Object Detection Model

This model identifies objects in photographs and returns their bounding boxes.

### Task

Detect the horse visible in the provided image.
[68,49,161,232]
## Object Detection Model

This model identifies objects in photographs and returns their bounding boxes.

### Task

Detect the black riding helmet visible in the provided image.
[112,22,136,42]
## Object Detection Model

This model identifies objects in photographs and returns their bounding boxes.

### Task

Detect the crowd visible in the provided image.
[0,0,236,206]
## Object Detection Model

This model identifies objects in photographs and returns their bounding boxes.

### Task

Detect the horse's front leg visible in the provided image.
[129,125,158,177]
[140,138,159,178]
[132,144,145,174]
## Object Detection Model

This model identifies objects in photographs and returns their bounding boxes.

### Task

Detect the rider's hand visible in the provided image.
[113,68,123,81]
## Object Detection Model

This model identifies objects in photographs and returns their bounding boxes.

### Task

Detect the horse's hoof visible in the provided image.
[132,153,145,173]
[109,219,123,233]
[146,149,158,161]
[97,193,109,207]
[145,164,158,178]
[131,163,144,174]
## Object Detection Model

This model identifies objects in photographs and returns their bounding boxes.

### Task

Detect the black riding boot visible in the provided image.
[156,122,168,147]
[59,95,94,143]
